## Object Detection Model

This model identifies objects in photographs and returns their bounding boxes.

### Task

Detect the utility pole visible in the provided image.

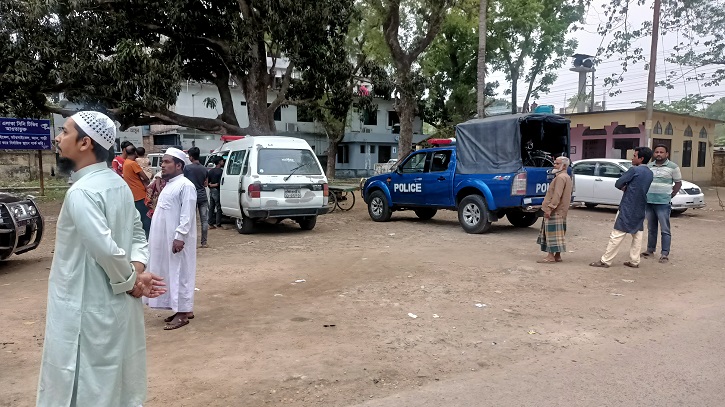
[476,0,488,118]
[590,73,595,112]
[645,0,662,148]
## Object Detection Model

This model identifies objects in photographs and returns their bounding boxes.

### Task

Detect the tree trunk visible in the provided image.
[510,72,519,114]
[326,137,340,180]
[214,76,240,127]
[238,57,276,136]
[476,0,488,118]
[397,94,415,160]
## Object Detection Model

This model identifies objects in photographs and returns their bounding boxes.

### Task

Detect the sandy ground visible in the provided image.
[1,189,725,406]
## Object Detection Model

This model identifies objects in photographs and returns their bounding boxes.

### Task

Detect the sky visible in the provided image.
[487,0,725,112]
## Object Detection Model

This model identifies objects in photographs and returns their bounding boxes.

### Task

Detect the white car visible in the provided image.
[219,136,329,233]
[572,158,706,214]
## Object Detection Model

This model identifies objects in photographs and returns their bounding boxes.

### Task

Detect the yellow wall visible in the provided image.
[565,109,720,183]
[642,111,717,183]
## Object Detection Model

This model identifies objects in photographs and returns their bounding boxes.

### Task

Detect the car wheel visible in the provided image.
[414,208,437,220]
[584,202,598,208]
[506,210,538,228]
[457,195,492,234]
[368,190,392,222]
[671,209,686,215]
[235,215,256,234]
[298,216,317,230]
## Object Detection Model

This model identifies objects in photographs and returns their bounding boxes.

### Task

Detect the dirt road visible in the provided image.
[2,191,724,406]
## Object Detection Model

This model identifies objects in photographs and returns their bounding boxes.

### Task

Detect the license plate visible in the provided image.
[284,189,301,198]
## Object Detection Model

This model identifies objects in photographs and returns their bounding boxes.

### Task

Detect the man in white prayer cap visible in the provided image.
[144,147,199,330]
[37,111,167,407]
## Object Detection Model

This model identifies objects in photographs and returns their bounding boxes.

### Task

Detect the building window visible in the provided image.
[378,145,392,163]
[362,109,378,126]
[698,141,707,167]
[582,127,607,136]
[682,140,692,167]
[297,105,315,123]
[360,145,366,154]
[267,103,282,121]
[684,125,693,137]
[665,122,673,135]
[337,145,349,164]
[699,127,708,139]
[653,121,662,134]
[388,111,400,128]
[370,145,376,154]
[154,134,180,145]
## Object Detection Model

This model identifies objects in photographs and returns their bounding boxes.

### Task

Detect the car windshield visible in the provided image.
[257,149,322,176]
[619,162,632,169]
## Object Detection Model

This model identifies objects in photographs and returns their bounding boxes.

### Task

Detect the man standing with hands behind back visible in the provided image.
[38,111,166,407]
[642,144,682,263]
[590,147,654,268]
[536,156,573,263]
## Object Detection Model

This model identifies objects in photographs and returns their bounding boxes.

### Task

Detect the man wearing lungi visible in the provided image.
[537,156,573,263]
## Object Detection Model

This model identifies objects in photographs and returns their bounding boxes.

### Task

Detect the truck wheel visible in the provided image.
[235,215,256,234]
[368,190,392,222]
[506,210,538,228]
[414,208,437,220]
[298,216,317,230]
[458,195,492,234]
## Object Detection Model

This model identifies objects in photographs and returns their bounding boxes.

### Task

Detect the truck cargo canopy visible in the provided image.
[454,114,570,174]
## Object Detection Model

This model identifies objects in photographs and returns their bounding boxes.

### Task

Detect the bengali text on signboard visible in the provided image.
[0,118,53,150]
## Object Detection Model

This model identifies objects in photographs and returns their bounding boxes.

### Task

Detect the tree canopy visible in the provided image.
[0,0,354,135]
[598,0,725,92]
[488,0,584,113]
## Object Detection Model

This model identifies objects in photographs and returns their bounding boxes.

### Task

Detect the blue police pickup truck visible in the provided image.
[362,114,571,234]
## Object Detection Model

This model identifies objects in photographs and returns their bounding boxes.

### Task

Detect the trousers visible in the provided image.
[601,229,644,266]
[646,203,672,256]
[134,199,151,239]
[197,201,209,245]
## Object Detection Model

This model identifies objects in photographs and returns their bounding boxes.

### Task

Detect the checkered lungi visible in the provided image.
[537,214,567,253]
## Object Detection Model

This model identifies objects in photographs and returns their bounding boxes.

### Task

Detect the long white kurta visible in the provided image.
[37,162,149,407]
[145,173,197,312]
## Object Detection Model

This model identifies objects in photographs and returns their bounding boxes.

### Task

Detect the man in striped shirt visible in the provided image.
[642,144,682,263]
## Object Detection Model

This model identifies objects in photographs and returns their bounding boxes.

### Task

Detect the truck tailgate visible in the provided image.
[525,167,554,197]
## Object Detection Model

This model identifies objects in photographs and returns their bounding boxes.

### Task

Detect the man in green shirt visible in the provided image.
[642,144,682,263]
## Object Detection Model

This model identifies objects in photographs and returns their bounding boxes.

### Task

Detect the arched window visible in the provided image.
[699,127,708,139]
[665,122,673,135]
[653,121,662,134]
[684,125,693,137]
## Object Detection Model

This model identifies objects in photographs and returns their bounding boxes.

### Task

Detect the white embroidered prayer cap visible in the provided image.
[70,111,116,149]
[164,147,191,165]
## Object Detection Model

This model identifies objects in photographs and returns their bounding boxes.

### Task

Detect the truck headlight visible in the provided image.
[28,205,37,216]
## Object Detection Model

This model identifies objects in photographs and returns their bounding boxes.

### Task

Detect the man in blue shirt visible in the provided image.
[590,147,654,268]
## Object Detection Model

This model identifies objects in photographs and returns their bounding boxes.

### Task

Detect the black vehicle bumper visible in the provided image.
[0,215,44,260]
[246,207,329,219]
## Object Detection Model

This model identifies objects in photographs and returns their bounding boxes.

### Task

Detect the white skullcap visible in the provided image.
[70,111,116,149]
[164,147,191,165]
